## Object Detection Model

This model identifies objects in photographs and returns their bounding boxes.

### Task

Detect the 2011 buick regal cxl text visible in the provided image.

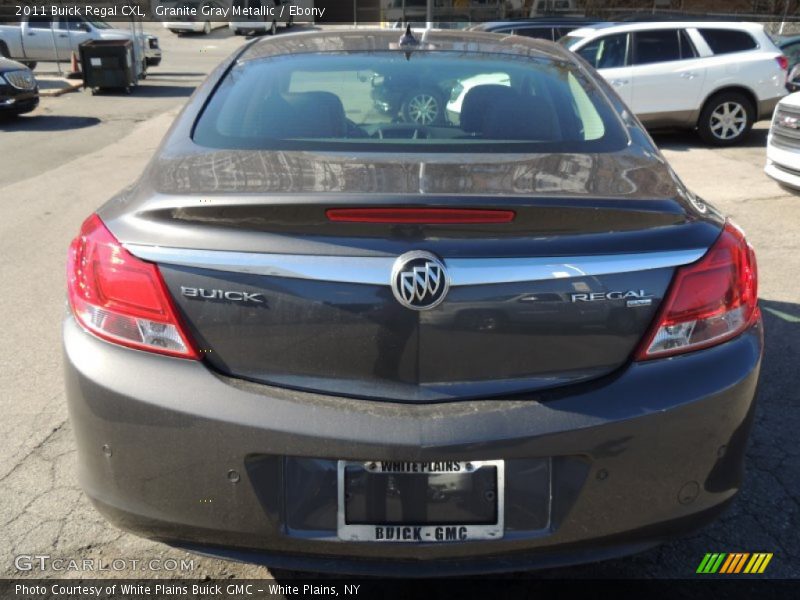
[63,29,763,576]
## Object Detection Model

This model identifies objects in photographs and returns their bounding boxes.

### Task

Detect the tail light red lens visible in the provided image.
[67,214,198,359]
[636,221,759,360]
[777,55,789,71]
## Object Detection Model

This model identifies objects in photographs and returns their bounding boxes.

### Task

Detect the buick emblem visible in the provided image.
[391,251,449,310]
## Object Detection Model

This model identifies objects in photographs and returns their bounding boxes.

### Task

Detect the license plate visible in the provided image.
[337,460,504,542]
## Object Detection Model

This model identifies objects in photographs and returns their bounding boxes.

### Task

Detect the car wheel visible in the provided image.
[698,92,754,146]
[401,90,443,125]
[170,29,180,34]
[270,21,277,36]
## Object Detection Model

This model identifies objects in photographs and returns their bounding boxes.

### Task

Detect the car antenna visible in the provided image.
[399,24,419,60]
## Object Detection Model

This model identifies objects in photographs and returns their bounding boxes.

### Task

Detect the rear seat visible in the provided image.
[460,84,558,141]
[251,91,347,139]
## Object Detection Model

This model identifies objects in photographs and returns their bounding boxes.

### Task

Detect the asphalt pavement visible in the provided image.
[0,23,798,581]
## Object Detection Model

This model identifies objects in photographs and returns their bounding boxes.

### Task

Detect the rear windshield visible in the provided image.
[192,51,628,153]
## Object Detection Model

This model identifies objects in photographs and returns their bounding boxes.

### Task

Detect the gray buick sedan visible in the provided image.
[64,28,762,575]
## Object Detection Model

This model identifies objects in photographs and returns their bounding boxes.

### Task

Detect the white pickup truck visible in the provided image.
[0,17,161,71]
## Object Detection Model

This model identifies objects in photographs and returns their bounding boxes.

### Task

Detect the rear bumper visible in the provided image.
[64,316,763,574]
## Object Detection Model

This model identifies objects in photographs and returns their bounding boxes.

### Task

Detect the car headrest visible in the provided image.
[481,94,558,141]
[284,91,347,138]
[460,85,519,134]
[250,91,347,139]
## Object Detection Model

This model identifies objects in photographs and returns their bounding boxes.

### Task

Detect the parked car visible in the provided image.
[561,21,788,145]
[469,18,602,42]
[369,65,454,125]
[65,29,762,575]
[765,92,800,190]
[162,0,231,35]
[229,0,294,36]
[0,57,38,116]
[0,17,160,73]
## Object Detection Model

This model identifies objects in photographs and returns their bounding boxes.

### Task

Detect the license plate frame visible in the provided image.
[336,460,505,542]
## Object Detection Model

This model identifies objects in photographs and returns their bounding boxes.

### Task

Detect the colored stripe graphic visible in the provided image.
[710,553,726,573]
[719,554,736,574]
[696,553,714,573]
[744,553,774,574]
[698,553,773,574]
[734,553,750,573]
[730,553,749,573]
[697,553,727,573]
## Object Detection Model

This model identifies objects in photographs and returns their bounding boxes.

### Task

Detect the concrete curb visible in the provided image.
[37,79,83,97]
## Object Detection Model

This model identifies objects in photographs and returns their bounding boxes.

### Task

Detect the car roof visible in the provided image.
[567,20,766,37]
[239,28,573,63]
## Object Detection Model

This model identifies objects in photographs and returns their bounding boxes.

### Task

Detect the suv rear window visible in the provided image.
[698,28,758,54]
[192,52,628,153]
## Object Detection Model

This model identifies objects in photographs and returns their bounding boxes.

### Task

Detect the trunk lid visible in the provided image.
[106,149,721,402]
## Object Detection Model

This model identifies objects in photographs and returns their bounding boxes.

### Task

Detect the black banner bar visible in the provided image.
[3,579,800,600]
[2,1,800,24]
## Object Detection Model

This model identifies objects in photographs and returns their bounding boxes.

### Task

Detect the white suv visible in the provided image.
[561,22,788,145]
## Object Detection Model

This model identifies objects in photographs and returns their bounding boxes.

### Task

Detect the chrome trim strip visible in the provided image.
[125,244,706,286]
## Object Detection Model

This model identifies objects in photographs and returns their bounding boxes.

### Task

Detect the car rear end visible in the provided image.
[63,31,763,574]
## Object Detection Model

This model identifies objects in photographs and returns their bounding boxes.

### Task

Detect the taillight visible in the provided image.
[635,221,759,360]
[777,55,789,71]
[67,214,198,359]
